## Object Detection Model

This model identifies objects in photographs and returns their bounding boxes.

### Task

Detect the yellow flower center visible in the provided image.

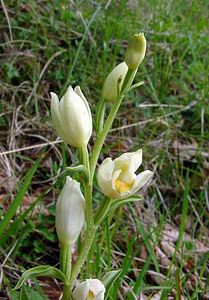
[87,290,95,299]
[114,178,133,193]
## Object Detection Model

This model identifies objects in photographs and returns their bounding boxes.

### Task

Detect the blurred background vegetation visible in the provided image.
[0,0,208,299]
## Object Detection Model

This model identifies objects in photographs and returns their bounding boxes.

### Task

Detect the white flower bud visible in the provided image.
[97,149,153,199]
[56,176,85,245]
[51,85,92,147]
[73,278,105,300]
[125,33,146,69]
[102,62,128,102]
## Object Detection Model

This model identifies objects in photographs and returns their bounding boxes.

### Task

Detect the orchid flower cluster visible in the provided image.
[15,33,153,300]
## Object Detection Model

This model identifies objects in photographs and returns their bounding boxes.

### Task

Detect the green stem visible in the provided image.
[68,146,95,287]
[68,67,137,292]
[63,284,71,300]
[89,95,123,182]
[94,197,111,226]
[90,68,136,181]
[69,226,96,289]
[60,244,72,300]
[81,146,94,229]
[95,98,106,135]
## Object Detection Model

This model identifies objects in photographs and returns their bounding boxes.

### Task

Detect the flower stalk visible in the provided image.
[60,245,72,300]
[90,67,137,182]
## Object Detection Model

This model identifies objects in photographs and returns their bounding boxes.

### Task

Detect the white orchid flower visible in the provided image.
[73,279,105,300]
[51,85,92,147]
[97,149,153,199]
[56,176,85,245]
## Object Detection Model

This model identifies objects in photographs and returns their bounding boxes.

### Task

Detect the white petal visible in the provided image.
[51,85,92,147]
[56,176,85,245]
[112,168,132,195]
[74,86,92,122]
[98,158,114,179]
[95,291,105,300]
[50,92,69,143]
[74,85,86,101]
[74,86,92,142]
[112,169,121,182]
[63,86,92,146]
[72,281,89,300]
[50,92,59,107]
[60,87,83,145]
[117,168,136,184]
[87,279,105,295]
[97,158,119,198]
[131,170,153,194]
[114,149,142,172]
[114,157,135,187]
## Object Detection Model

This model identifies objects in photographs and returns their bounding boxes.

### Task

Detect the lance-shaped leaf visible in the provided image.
[128,80,144,91]
[20,285,47,300]
[110,195,143,212]
[102,270,122,300]
[94,198,111,226]
[14,265,66,290]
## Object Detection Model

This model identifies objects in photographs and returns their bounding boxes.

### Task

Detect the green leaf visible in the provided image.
[7,287,20,300]
[102,270,122,300]
[128,80,144,91]
[66,164,89,179]
[128,255,152,299]
[94,198,111,226]
[14,265,66,290]
[20,285,46,300]
[95,196,142,226]
[129,206,160,274]
[110,195,143,211]
[112,237,136,299]
[0,154,44,238]
[0,192,45,247]
[11,221,35,258]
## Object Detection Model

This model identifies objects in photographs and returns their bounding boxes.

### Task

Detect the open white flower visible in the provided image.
[97,149,153,199]
[56,176,85,245]
[51,85,92,147]
[102,62,128,102]
[73,279,105,300]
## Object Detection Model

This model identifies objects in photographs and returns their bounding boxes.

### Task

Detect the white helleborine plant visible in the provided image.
[73,279,105,300]
[97,149,153,199]
[102,62,128,102]
[56,176,85,245]
[51,85,92,147]
[15,32,155,300]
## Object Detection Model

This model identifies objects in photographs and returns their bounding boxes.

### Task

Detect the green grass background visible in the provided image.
[0,0,209,299]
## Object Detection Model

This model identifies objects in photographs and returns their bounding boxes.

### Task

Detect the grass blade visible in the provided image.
[0,154,44,237]
[0,192,46,247]
[128,255,152,299]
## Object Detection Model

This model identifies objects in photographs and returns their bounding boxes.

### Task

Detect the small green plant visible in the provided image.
[15,33,153,300]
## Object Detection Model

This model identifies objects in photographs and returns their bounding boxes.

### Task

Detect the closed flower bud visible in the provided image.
[125,33,146,69]
[102,62,128,102]
[97,149,153,199]
[51,85,92,147]
[56,176,85,245]
[73,278,105,300]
